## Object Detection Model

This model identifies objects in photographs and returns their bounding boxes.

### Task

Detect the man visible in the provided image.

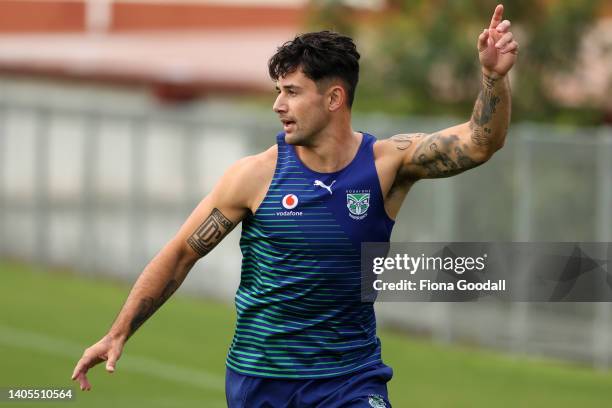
[72,4,518,406]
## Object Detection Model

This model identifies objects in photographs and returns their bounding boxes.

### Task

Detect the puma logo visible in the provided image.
[313,180,336,195]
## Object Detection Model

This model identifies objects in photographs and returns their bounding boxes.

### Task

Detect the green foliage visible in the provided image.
[307,0,357,36]
[308,0,603,125]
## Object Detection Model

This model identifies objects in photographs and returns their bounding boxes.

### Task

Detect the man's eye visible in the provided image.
[288,90,297,96]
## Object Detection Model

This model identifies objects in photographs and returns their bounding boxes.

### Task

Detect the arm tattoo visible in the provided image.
[126,208,234,337]
[470,74,501,146]
[187,208,234,256]
[403,75,509,179]
[129,279,179,336]
[429,142,457,171]
[454,146,478,168]
[391,133,425,150]
[412,134,481,178]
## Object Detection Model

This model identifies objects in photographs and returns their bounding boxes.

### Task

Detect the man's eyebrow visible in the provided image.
[275,84,302,91]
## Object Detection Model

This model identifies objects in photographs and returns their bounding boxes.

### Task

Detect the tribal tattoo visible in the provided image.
[187,208,234,256]
[470,74,502,146]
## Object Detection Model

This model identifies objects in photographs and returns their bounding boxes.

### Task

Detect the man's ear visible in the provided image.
[327,85,346,112]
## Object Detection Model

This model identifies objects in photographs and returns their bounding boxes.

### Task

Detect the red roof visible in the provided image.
[0,28,297,100]
[0,1,306,101]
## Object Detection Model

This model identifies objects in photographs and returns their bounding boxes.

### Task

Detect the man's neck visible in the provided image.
[294,122,362,173]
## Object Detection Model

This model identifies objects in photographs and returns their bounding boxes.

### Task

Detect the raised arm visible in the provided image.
[71,151,273,391]
[390,4,518,180]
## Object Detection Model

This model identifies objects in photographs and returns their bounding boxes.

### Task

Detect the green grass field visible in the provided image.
[2,261,612,407]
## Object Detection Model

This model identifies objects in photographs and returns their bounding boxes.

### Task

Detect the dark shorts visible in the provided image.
[225,362,393,408]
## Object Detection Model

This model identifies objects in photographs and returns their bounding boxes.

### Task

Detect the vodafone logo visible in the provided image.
[277,194,302,216]
[281,194,299,209]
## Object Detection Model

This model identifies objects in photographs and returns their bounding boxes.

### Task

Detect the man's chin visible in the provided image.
[284,132,305,146]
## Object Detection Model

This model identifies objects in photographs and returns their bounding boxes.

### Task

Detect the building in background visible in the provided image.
[0,0,384,102]
[0,0,608,110]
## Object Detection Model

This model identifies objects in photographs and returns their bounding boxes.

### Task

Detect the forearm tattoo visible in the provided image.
[410,73,508,178]
[129,279,179,336]
[127,209,233,337]
[470,74,501,146]
[187,208,234,256]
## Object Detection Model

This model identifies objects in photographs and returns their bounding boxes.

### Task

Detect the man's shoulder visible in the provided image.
[373,136,393,154]
[227,145,277,212]
[233,145,277,177]
[371,134,423,192]
[222,145,277,197]
[373,133,429,161]
[373,134,403,161]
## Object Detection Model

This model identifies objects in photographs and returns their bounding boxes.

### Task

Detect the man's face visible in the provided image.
[273,69,329,146]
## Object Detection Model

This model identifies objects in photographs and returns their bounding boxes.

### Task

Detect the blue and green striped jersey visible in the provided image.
[226,132,394,378]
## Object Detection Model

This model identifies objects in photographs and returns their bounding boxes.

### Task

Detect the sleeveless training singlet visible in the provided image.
[226,132,394,378]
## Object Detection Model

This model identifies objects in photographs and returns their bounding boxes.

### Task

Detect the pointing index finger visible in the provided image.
[489,4,504,30]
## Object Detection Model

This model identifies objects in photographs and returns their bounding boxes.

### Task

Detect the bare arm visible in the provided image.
[71,151,272,390]
[108,208,237,343]
[470,72,510,152]
[390,4,518,180]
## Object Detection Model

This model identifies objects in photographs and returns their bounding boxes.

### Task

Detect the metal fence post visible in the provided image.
[510,127,532,355]
[79,112,100,274]
[431,179,455,344]
[182,124,200,216]
[129,116,148,275]
[593,128,612,370]
[33,108,51,267]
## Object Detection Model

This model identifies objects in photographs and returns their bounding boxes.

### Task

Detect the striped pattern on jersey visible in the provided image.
[226,132,394,379]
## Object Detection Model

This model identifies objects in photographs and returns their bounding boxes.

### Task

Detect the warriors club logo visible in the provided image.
[347,190,370,220]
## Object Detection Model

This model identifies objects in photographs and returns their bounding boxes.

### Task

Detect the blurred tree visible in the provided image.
[308,0,604,124]
[307,0,357,36]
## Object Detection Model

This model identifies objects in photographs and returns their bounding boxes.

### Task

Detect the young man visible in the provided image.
[72,5,517,407]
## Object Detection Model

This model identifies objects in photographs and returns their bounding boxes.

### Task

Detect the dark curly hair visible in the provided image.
[268,31,360,107]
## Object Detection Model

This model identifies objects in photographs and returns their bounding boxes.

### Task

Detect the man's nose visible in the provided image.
[273,94,287,114]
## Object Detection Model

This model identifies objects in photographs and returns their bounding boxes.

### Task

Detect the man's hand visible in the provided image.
[71,335,125,391]
[478,4,519,77]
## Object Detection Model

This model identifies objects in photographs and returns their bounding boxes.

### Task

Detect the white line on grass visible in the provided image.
[0,325,224,391]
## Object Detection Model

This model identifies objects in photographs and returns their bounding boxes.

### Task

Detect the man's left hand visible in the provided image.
[478,4,519,77]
